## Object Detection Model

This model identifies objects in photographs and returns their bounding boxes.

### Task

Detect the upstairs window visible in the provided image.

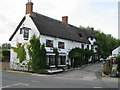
[91,37,93,40]
[20,27,31,40]
[46,39,53,47]
[58,42,65,49]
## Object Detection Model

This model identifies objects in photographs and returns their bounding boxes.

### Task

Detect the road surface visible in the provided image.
[1,63,119,88]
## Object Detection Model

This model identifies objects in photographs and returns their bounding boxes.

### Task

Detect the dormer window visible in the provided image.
[91,37,93,40]
[79,34,83,39]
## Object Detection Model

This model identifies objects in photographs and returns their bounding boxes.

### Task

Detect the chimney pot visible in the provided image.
[62,16,68,24]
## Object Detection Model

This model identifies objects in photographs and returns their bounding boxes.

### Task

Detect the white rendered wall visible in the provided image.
[10,14,40,70]
[40,35,88,54]
[10,14,97,70]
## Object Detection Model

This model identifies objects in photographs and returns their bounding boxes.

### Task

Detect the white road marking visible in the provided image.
[2,83,29,88]
[93,86,103,88]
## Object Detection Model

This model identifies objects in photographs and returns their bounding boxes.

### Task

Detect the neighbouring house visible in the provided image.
[112,46,120,57]
[9,1,97,71]
[0,49,10,70]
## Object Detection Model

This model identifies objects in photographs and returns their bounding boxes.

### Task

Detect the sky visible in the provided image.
[0,0,119,44]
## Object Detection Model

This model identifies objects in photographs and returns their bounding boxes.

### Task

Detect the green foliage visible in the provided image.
[69,48,93,67]
[116,55,120,64]
[53,48,59,68]
[37,69,48,74]
[103,61,111,75]
[79,25,91,30]
[27,60,32,71]
[12,43,26,63]
[2,43,11,49]
[94,30,120,58]
[28,35,46,71]
[84,49,94,64]
[39,44,47,69]
[69,48,82,58]
[2,49,10,56]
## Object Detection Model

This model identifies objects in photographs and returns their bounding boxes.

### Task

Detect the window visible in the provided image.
[91,37,93,40]
[87,45,89,50]
[58,42,65,49]
[59,56,66,65]
[79,34,82,37]
[79,34,83,39]
[24,29,29,39]
[81,44,84,49]
[46,55,55,66]
[46,39,53,47]
[20,27,31,40]
[91,45,94,50]
[46,55,49,65]
[49,55,55,65]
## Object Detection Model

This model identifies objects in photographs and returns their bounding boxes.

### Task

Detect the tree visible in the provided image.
[2,43,11,49]
[84,49,94,64]
[28,35,46,72]
[39,44,46,69]
[94,30,120,58]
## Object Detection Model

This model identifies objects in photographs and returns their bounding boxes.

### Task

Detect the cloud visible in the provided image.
[0,0,118,44]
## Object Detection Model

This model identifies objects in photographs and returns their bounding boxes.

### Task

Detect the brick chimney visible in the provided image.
[26,0,33,14]
[62,16,68,24]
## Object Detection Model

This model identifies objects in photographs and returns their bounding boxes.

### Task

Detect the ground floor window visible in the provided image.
[46,55,66,66]
[47,55,55,66]
[59,56,66,65]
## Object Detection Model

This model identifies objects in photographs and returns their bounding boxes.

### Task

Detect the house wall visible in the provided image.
[10,14,40,70]
[40,35,93,54]
[112,46,120,56]
[10,15,97,70]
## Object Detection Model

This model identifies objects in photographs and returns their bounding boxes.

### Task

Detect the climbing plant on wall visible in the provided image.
[53,48,59,68]
[12,43,26,63]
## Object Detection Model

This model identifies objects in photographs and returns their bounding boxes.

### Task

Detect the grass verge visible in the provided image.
[0,70,31,75]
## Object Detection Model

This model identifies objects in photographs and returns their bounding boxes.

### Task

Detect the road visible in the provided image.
[1,63,119,88]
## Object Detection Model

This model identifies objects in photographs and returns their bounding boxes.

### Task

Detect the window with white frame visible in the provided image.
[20,27,30,40]
[58,42,65,49]
[46,39,53,47]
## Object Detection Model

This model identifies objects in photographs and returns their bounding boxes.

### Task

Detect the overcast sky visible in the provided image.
[0,0,119,44]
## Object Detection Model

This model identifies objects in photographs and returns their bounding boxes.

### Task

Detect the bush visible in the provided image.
[103,61,111,75]
[37,69,48,74]
[116,56,120,64]
[28,35,46,71]
[116,56,120,72]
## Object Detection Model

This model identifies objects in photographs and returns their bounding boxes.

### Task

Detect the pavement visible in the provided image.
[1,63,119,88]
